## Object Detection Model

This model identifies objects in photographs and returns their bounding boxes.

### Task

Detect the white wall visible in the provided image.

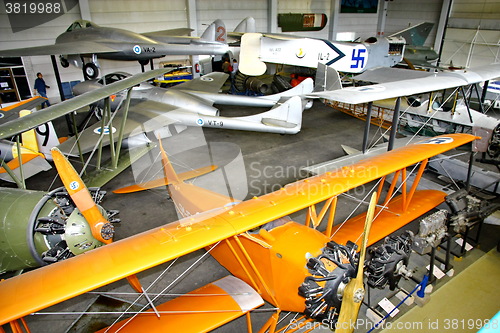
[440,0,500,67]
[384,0,443,47]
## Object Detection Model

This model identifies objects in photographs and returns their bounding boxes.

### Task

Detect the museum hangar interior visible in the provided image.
[0,0,499,332]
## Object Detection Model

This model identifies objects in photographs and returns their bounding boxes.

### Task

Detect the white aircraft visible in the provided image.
[238,31,406,76]
[310,63,500,158]
[49,70,317,156]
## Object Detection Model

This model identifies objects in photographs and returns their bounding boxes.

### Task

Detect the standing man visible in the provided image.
[34,72,51,108]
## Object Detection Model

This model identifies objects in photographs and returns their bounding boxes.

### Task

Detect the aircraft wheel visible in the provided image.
[83,63,99,80]
[138,59,150,66]
[60,56,70,68]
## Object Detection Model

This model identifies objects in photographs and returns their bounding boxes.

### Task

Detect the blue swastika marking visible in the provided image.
[350,49,366,69]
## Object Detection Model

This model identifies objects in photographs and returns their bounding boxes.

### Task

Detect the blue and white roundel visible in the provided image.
[69,181,80,190]
[133,45,142,55]
[419,137,454,145]
[197,118,204,126]
[93,126,117,135]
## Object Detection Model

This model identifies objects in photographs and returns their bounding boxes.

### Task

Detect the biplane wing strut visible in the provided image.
[0,134,478,331]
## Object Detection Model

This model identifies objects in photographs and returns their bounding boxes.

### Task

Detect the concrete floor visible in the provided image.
[1,98,499,332]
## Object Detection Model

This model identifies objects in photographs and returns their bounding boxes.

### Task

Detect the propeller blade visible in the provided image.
[336,191,377,333]
[51,147,113,244]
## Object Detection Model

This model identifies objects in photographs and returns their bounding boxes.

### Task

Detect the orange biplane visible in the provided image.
[0,133,477,332]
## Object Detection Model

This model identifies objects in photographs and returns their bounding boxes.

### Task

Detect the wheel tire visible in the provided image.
[60,57,70,68]
[83,63,99,80]
[138,59,150,66]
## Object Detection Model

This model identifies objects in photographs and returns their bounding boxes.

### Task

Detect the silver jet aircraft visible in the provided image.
[0,19,229,79]
[55,70,315,156]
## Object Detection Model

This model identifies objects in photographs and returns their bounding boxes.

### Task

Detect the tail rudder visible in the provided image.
[389,22,434,46]
[234,17,256,33]
[19,110,41,155]
[314,62,342,92]
[157,138,235,218]
[158,138,181,184]
[19,109,60,161]
[200,19,227,43]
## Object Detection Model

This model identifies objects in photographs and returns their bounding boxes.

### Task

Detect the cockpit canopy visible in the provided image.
[66,20,99,32]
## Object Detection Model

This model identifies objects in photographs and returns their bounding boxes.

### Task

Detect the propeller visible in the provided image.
[51,147,114,244]
[51,147,147,293]
[335,191,377,333]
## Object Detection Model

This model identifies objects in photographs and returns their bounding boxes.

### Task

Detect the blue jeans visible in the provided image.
[39,92,51,108]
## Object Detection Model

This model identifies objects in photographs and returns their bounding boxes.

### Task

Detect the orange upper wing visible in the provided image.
[0,134,477,325]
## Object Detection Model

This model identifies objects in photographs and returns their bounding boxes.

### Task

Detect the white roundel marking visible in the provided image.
[197,118,204,126]
[69,181,80,190]
[133,45,142,54]
[93,126,117,135]
[201,77,213,82]
[0,112,4,119]
[419,137,454,145]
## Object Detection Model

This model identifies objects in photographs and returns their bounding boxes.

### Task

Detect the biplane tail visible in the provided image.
[156,139,235,218]
[0,104,59,182]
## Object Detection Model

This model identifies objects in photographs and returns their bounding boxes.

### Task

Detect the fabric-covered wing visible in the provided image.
[0,133,476,325]
[0,41,120,57]
[171,72,228,93]
[311,63,500,104]
[57,100,181,156]
[0,69,170,140]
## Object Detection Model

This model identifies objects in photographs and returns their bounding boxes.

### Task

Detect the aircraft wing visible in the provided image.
[0,133,477,325]
[57,99,181,156]
[0,96,47,125]
[0,41,120,57]
[142,28,194,38]
[0,69,171,140]
[170,71,228,93]
[310,63,500,104]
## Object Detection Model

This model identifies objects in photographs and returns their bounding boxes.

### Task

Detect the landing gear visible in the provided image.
[83,62,99,80]
[60,56,69,68]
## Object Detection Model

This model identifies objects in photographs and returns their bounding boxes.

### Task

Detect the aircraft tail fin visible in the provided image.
[157,138,235,218]
[389,22,434,46]
[260,96,303,130]
[239,33,267,76]
[200,19,227,43]
[234,17,256,33]
[314,62,342,92]
[19,110,41,155]
[158,138,181,185]
[18,109,60,161]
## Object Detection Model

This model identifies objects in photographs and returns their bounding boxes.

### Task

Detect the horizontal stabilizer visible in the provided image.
[113,164,218,193]
[341,145,360,155]
[96,276,264,333]
[261,118,298,128]
[239,33,267,76]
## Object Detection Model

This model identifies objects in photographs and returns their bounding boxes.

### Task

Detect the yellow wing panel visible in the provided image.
[0,134,477,324]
